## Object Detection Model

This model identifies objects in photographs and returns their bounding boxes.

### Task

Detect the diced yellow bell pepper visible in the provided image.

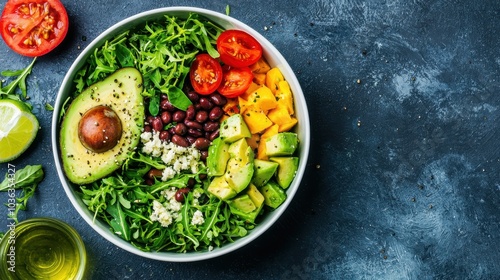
[249,57,271,74]
[276,80,294,115]
[265,67,284,94]
[242,105,274,134]
[267,104,292,127]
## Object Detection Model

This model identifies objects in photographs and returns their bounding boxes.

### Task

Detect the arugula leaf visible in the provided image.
[107,200,131,241]
[0,57,37,99]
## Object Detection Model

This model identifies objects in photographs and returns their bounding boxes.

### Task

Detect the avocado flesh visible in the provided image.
[265,132,299,156]
[220,114,251,143]
[207,176,237,200]
[224,139,254,193]
[252,159,279,187]
[207,137,230,176]
[60,68,144,184]
[270,157,299,189]
[260,181,287,209]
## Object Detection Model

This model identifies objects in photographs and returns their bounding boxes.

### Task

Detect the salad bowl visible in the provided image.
[51,6,310,262]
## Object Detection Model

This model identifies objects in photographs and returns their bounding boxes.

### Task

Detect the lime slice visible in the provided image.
[0,99,39,162]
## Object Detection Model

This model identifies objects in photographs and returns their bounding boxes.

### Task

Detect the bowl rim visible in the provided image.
[51,6,310,262]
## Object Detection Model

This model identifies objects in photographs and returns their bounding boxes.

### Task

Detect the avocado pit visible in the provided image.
[78,105,122,153]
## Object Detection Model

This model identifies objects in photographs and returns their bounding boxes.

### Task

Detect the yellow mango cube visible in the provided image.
[265,67,284,94]
[276,81,294,115]
[249,57,271,74]
[278,117,298,132]
[253,73,266,85]
[243,105,274,134]
[267,104,292,127]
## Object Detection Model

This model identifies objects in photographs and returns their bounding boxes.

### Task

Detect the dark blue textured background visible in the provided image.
[1,0,499,279]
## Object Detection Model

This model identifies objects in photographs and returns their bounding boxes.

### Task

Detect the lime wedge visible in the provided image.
[0,99,39,162]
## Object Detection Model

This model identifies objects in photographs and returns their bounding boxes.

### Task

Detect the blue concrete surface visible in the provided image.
[0,0,499,279]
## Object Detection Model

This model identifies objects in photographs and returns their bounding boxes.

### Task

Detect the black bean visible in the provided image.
[208,129,220,141]
[146,169,163,180]
[171,135,189,147]
[159,130,170,141]
[186,135,196,145]
[194,138,211,150]
[146,115,155,125]
[199,97,213,110]
[187,91,199,103]
[186,105,196,120]
[195,110,208,123]
[200,150,209,161]
[160,99,176,111]
[174,123,187,135]
[188,128,204,138]
[184,119,203,130]
[175,187,191,203]
[209,93,227,106]
[203,121,219,132]
[172,110,186,122]
[160,111,172,124]
[209,107,224,121]
[151,117,163,131]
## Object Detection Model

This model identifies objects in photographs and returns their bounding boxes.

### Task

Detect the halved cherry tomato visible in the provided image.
[217,29,262,68]
[217,65,253,98]
[0,0,69,57]
[189,53,223,95]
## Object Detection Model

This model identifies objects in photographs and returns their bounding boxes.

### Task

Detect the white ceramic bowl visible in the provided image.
[51,6,310,262]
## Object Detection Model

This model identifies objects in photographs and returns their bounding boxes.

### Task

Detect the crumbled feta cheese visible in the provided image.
[191,210,205,226]
[150,187,183,227]
[140,131,202,181]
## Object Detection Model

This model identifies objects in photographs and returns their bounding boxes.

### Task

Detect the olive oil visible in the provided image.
[0,218,87,280]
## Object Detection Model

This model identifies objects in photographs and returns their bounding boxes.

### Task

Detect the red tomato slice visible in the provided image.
[189,53,223,95]
[0,0,69,57]
[217,30,262,68]
[218,65,253,98]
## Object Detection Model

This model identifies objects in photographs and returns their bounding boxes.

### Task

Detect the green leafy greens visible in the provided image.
[0,165,44,223]
[0,58,37,110]
[69,14,259,253]
[73,13,224,115]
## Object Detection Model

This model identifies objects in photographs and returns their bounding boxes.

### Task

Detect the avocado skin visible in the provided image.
[60,68,144,184]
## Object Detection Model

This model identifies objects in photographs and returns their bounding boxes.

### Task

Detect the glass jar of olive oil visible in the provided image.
[0,218,87,280]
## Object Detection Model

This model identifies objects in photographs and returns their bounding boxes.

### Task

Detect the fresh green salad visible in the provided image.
[61,13,299,253]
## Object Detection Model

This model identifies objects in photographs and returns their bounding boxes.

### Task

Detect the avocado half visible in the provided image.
[60,68,144,185]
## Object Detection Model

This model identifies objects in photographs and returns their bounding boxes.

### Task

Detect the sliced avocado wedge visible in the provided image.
[265,132,299,156]
[207,137,230,176]
[260,181,287,209]
[252,159,279,187]
[220,114,251,143]
[270,157,299,189]
[227,194,256,213]
[60,68,144,184]
[207,176,237,200]
[246,183,265,208]
[224,139,254,193]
